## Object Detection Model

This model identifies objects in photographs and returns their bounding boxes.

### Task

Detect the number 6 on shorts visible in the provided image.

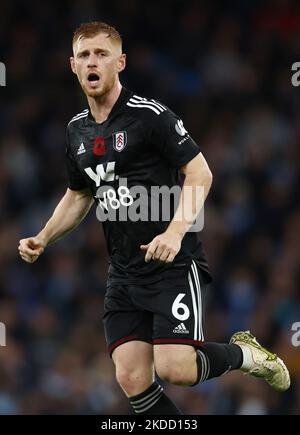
[172,293,190,321]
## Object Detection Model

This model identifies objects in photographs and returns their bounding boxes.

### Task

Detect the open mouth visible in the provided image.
[87,72,100,87]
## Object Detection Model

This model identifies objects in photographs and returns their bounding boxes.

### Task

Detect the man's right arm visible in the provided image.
[18,187,94,263]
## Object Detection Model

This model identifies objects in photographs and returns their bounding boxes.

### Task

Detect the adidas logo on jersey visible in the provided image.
[173,323,189,334]
[77,143,86,155]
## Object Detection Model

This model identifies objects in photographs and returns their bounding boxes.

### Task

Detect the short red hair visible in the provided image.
[73,21,122,48]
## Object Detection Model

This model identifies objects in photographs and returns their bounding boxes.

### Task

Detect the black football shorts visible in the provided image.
[103,260,207,356]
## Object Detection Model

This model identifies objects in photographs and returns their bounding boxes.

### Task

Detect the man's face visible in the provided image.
[70,33,126,98]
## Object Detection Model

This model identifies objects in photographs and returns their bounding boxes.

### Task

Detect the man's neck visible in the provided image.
[87,82,122,124]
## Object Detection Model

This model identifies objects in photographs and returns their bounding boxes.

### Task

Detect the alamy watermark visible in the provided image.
[0,62,6,86]
[0,322,6,346]
[95,180,205,232]
[291,62,300,87]
[291,322,300,347]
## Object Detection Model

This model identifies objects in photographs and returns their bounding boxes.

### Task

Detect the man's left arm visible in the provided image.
[141,152,213,263]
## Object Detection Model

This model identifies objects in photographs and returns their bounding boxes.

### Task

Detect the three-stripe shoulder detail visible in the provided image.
[126,95,166,115]
[68,109,89,125]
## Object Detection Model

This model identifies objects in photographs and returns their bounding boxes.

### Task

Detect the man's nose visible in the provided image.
[87,54,98,67]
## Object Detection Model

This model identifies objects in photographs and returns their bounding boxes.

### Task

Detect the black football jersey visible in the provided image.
[66,87,211,284]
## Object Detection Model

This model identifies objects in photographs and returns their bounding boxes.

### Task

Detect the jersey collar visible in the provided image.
[87,87,132,124]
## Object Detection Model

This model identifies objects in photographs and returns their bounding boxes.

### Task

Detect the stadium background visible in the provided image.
[0,0,299,415]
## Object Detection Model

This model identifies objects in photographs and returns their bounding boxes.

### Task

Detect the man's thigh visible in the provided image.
[112,340,154,369]
[153,343,197,371]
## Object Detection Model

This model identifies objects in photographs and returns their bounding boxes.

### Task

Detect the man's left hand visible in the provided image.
[140,230,182,263]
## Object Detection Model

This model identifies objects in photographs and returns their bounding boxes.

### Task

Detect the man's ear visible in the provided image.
[70,57,77,75]
[117,54,126,73]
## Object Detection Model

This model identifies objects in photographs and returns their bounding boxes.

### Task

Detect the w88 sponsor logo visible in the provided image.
[98,185,133,211]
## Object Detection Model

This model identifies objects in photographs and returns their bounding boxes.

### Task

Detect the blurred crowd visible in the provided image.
[0,0,299,415]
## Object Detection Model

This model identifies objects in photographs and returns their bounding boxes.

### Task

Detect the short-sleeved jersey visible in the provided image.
[66,87,211,284]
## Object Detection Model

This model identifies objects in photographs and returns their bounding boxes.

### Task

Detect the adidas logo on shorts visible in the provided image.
[173,323,189,334]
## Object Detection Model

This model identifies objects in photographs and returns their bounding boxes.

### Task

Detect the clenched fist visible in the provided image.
[18,236,46,263]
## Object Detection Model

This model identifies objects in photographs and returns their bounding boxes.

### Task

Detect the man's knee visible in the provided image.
[156,365,190,386]
[154,345,197,386]
[116,366,152,396]
[112,341,154,396]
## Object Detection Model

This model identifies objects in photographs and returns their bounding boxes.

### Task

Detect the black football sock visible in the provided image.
[129,382,182,415]
[193,343,243,385]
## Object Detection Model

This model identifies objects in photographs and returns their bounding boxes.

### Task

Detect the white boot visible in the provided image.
[230,331,290,392]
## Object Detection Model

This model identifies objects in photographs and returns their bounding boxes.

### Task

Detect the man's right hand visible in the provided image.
[18,236,46,263]
[17,188,94,264]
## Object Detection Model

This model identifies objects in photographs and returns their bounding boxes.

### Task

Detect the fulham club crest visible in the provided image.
[113,131,127,152]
